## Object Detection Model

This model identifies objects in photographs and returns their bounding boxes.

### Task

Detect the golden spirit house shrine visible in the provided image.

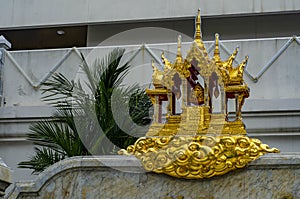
[120,9,279,179]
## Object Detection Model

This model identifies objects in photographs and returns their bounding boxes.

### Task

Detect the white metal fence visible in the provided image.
[2,36,300,109]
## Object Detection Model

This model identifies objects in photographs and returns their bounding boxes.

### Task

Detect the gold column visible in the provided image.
[235,93,239,120]
[181,78,187,111]
[221,87,226,115]
[154,95,159,123]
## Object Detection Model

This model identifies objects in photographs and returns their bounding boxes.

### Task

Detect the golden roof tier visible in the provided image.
[119,9,279,179]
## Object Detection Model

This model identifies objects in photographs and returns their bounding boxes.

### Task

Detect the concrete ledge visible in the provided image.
[6,154,300,198]
[0,106,54,119]
[0,158,11,198]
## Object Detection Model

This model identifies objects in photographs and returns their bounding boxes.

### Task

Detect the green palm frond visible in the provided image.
[129,88,153,126]
[19,48,152,173]
[18,147,65,174]
[28,119,89,157]
[41,73,74,106]
[80,48,130,95]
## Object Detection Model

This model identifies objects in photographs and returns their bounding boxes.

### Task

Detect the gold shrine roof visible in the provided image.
[153,9,249,88]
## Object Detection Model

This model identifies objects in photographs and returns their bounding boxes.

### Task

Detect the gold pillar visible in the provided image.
[181,78,187,111]
[235,93,239,120]
[221,87,226,115]
[154,95,159,123]
[168,90,175,116]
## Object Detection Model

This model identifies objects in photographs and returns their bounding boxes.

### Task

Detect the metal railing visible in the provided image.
[2,36,300,107]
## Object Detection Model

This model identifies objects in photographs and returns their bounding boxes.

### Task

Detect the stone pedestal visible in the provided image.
[5,154,300,199]
[0,158,11,198]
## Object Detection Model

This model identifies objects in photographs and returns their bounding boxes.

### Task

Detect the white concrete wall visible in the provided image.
[3,37,299,106]
[0,0,300,29]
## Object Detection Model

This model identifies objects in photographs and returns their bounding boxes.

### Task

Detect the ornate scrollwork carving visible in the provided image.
[120,135,279,179]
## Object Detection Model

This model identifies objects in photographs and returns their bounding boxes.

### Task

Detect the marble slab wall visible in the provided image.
[6,154,300,199]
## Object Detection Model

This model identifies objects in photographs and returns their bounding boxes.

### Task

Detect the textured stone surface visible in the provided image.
[6,154,300,199]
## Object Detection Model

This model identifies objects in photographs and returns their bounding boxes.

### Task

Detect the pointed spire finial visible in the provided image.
[177,35,182,58]
[194,8,202,43]
[226,47,239,67]
[151,60,155,69]
[161,51,172,68]
[214,33,221,63]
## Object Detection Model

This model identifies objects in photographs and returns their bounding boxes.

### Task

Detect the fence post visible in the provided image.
[0,35,11,106]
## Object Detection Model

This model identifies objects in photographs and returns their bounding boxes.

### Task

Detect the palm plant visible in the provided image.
[19,48,152,173]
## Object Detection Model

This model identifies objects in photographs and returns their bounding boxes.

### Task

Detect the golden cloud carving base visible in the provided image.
[119,135,279,179]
